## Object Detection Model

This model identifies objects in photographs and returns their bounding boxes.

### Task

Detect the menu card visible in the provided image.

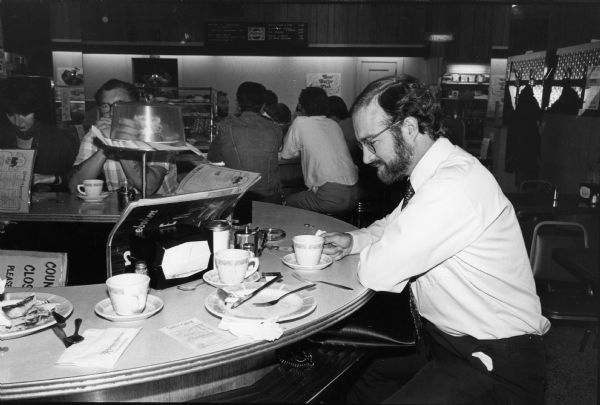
[0,149,35,213]
[160,318,237,353]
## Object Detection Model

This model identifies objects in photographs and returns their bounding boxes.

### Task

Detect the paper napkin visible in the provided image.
[56,327,141,368]
[218,317,283,342]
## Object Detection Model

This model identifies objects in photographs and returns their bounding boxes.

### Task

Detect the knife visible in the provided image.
[51,324,71,348]
[230,273,283,309]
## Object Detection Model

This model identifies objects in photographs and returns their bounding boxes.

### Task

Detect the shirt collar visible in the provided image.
[409,137,454,193]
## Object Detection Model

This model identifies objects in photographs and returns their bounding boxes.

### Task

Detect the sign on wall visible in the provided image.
[306,73,341,96]
[206,22,307,49]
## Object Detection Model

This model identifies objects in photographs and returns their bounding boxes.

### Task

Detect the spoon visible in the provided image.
[66,318,84,344]
[177,280,206,291]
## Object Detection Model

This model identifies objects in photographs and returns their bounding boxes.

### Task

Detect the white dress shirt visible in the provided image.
[349,138,550,339]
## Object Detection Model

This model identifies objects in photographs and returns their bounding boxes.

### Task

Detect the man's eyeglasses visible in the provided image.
[98,102,120,114]
[358,120,402,154]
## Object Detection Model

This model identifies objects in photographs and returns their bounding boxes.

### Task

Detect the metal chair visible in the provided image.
[519,179,555,194]
[529,221,598,351]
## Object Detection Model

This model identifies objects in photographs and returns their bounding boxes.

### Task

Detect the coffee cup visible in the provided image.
[215,248,259,285]
[293,235,324,266]
[77,179,104,198]
[106,273,150,316]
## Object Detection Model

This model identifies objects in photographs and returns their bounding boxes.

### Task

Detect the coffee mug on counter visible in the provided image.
[215,248,259,285]
[77,179,104,198]
[293,235,324,266]
[106,273,150,316]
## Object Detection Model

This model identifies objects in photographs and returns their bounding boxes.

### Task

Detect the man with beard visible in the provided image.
[322,75,549,404]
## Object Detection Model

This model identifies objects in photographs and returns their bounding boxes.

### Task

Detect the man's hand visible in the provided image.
[94,117,112,138]
[111,118,142,141]
[322,232,353,261]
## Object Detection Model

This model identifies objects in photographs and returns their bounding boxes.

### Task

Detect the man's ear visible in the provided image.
[403,117,420,140]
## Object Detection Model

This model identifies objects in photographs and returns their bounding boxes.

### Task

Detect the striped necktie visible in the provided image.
[401,180,423,342]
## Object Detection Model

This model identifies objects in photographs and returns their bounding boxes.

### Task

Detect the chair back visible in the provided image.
[0,250,67,288]
[519,179,555,193]
[529,221,588,282]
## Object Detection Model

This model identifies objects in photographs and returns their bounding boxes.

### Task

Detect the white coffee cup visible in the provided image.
[106,273,150,316]
[77,179,104,198]
[293,235,324,266]
[215,248,259,285]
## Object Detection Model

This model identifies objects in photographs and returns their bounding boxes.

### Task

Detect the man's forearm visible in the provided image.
[68,150,107,193]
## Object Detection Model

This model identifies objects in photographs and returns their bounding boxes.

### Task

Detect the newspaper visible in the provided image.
[92,126,205,156]
[0,149,35,213]
[106,163,261,276]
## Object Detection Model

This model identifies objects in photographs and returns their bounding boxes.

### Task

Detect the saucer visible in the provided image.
[203,269,261,288]
[77,191,110,202]
[281,253,333,271]
[94,295,164,322]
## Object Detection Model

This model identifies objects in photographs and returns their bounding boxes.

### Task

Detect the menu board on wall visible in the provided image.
[206,22,307,49]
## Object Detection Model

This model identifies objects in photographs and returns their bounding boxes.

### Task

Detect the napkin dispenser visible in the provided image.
[128,225,214,289]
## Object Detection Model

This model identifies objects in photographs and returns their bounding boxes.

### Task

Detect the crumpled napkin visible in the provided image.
[315,229,326,237]
[56,327,141,368]
[218,317,283,342]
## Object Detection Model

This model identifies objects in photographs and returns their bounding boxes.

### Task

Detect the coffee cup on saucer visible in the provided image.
[293,235,324,266]
[214,249,259,285]
[106,273,150,316]
[77,179,104,198]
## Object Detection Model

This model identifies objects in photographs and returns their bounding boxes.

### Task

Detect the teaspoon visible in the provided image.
[177,280,206,291]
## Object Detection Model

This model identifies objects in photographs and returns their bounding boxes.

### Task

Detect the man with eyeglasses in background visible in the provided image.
[69,79,177,196]
[322,75,549,404]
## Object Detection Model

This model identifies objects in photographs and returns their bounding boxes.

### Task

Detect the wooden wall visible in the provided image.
[46,0,510,61]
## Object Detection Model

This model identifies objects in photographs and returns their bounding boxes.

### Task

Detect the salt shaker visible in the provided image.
[134,260,148,276]
[204,220,231,267]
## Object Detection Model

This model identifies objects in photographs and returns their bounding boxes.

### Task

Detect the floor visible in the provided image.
[544,322,598,405]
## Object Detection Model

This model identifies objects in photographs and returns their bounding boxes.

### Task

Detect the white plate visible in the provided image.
[77,191,110,202]
[202,269,260,288]
[94,295,164,322]
[204,282,316,322]
[0,293,73,340]
[281,253,333,271]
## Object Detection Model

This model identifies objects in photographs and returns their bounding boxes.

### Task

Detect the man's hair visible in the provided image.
[236,81,266,112]
[264,102,291,124]
[94,79,140,105]
[299,87,329,116]
[264,89,278,107]
[327,95,350,120]
[351,75,443,140]
[0,78,39,115]
[217,90,227,98]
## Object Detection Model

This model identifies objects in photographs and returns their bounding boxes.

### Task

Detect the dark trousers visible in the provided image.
[348,321,546,404]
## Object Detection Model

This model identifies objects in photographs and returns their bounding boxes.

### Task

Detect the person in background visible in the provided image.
[69,78,177,196]
[327,95,361,165]
[263,102,292,135]
[0,78,79,191]
[280,86,359,215]
[208,81,283,204]
[323,75,549,404]
[216,90,229,119]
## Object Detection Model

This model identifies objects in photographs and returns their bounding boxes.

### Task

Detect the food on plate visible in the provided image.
[2,294,36,318]
[0,295,58,331]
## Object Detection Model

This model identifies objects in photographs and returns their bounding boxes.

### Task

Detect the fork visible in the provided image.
[253,283,316,307]
[292,272,354,290]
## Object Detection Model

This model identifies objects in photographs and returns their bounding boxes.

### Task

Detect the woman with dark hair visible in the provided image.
[280,87,359,215]
[0,78,79,191]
